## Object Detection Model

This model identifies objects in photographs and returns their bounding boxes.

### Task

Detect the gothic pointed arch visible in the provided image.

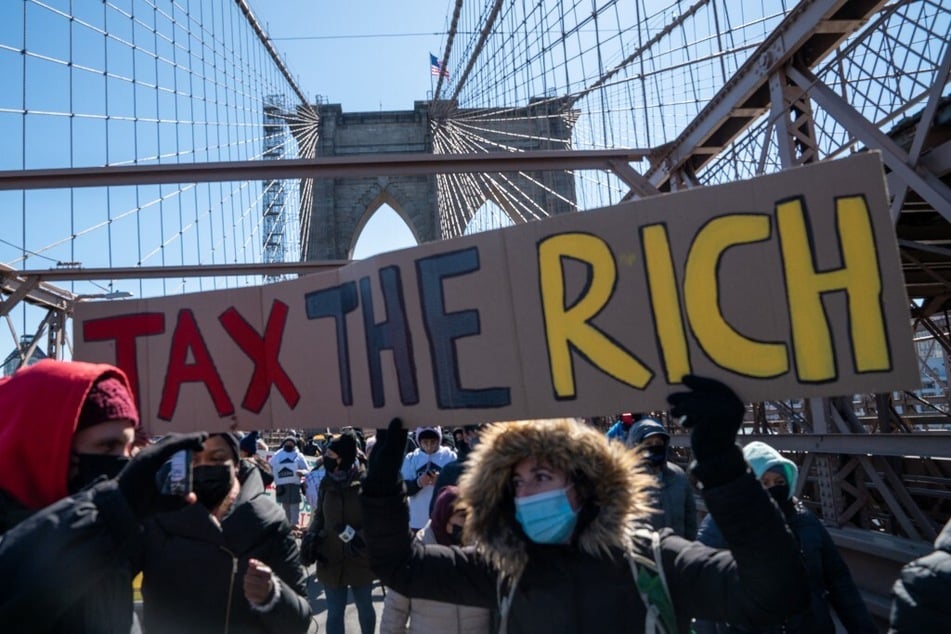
[348,186,422,259]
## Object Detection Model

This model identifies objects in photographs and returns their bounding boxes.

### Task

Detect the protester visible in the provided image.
[239,430,274,487]
[270,435,309,527]
[429,423,485,515]
[138,432,311,633]
[889,515,951,632]
[696,440,876,634]
[362,375,809,633]
[303,455,326,510]
[381,486,492,633]
[303,434,326,457]
[452,428,467,457]
[400,427,456,531]
[0,359,206,632]
[626,417,697,538]
[606,411,640,442]
[301,430,376,634]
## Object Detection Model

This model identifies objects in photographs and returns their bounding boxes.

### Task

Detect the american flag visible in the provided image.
[430,54,449,79]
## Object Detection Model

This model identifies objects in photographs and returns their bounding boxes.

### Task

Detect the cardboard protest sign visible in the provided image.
[73,152,918,433]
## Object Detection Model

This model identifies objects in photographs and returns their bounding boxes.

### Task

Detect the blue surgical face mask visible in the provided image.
[514,486,578,544]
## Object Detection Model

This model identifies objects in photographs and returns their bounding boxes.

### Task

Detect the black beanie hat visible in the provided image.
[239,431,259,456]
[327,431,357,469]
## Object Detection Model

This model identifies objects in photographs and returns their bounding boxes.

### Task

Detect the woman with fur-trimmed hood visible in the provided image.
[361,376,810,633]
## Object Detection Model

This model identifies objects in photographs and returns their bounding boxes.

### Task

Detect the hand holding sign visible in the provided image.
[363,418,407,498]
[667,375,747,488]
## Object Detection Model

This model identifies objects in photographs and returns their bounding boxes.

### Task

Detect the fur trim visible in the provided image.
[458,418,653,579]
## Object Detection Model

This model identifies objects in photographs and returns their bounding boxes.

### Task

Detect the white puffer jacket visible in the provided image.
[379,523,492,634]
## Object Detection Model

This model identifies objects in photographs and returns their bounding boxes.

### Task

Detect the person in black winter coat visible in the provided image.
[889,515,951,633]
[0,359,207,633]
[360,376,810,634]
[626,418,698,539]
[138,433,312,634]
[301,431,377,634]
[695,441,876,634]
[429,424,485,516]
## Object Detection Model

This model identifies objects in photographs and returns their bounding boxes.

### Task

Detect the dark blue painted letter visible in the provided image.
[360,267,419,407]
[304,283,359,405]
[416,248,511,408]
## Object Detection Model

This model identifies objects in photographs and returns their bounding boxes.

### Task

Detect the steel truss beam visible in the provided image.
[785,65,951,222]
[10,261,348,282]
[0,150,651,193]
[648,0,886,189]
[668,432,951,458]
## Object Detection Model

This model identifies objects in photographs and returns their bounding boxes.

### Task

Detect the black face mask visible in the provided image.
[192,464,235,510]
[68,453,130,493]
[768,483,791,508]
[323,456,338,473]
[449,524,464,545]
[283,444,295,453]
[643,444,667,467]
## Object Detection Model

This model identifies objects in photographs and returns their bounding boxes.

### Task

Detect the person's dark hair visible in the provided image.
[210,432,240,462]
[327,431,358,470]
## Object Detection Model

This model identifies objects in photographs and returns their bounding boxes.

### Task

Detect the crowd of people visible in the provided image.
[0,359,948,633]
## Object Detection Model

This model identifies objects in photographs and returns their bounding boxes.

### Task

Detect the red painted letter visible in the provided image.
[158,309,234,421]
[219,300,300,413]
[82,313,165,406]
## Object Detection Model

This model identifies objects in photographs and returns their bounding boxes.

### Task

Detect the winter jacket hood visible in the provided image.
[625,418,670,447]
[415,426,442,443]
[0,359,137,510]
[742,441,798,497]
[458,417,652,578]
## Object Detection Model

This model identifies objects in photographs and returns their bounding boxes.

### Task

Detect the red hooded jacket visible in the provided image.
[0,359,137,510]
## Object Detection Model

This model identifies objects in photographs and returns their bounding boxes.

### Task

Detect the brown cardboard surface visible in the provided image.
[73,153,917,433]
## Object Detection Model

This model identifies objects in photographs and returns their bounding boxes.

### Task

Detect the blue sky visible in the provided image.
[249,1,453,259]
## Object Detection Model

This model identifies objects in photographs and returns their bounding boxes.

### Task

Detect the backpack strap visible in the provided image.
[496,572,521,634]
[626,526,680,634]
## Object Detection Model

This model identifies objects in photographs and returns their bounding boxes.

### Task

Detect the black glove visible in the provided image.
[667,375,746,487]
[361,417,407,497]
[117,432,208,518]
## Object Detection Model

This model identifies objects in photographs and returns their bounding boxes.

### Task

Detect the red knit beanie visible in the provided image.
[77,377,139,430]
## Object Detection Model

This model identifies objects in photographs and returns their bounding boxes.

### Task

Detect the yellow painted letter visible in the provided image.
[641,224,691,382]
[684,214,789,377]
[777,196,889,381]
[538,233,652,398]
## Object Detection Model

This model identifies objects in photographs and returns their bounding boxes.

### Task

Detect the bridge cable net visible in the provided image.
[431,0,949,240]
[431,0,795,237]
[0,0,319,351]
[699,0,951,187]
